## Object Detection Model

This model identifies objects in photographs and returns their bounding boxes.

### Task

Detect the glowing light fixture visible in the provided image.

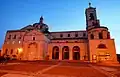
[93,55,96,59]
[17,48,23,53]
[19,41,21,44]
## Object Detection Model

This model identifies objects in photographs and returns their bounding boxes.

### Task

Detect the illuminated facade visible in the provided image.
[1,4,118,62]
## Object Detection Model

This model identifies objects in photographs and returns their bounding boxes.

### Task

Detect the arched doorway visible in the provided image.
[52,46,59,59]
[28,42,37,60]
[62,46,69,60]
[73,46,80,60]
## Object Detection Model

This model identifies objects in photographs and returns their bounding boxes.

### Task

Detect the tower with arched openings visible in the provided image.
[1,3,118,63]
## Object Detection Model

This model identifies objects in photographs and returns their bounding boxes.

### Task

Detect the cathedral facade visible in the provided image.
[1,4,118,63]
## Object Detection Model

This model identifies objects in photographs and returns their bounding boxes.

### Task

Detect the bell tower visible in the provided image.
[85,3,100,30]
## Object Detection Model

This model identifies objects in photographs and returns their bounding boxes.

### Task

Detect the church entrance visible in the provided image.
[28,42,37,60]
[62,46,69,60]
[52,46,59,59]
[73,46,80,60]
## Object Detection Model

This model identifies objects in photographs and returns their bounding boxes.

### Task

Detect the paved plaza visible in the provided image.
[0,61,120,77]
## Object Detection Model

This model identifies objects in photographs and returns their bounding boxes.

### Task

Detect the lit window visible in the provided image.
[17,48,23,53]
[19,41,21,44]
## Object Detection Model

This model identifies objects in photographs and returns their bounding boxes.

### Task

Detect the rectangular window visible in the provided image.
[68,34,70,37]
[13,35,16,39]
[60,34,63,37]
[8,35,11,39]
[19,36,21,39]
[33,37,35,40]
[75,34,78,37]
[99,33,103,39]
[83,33,86,36]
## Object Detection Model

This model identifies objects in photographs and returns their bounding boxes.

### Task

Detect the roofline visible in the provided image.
[50,30,86,33]
[7,30,25,32]
[51,37,88,40]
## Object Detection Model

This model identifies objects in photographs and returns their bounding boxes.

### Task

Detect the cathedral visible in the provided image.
[1,3,118,63]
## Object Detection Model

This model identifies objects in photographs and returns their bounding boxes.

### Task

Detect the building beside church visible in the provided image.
[1,4,118,63]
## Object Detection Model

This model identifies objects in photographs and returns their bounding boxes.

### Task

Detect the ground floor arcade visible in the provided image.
[51,46,88,61]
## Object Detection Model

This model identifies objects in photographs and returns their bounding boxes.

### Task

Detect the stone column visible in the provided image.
[80,48,83,60]
[59,45,62,60]
[48,46,52,60]
[69,47,73,60]
[23,43,28,60]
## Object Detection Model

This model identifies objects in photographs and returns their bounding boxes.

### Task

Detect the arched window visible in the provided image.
[72,46,80,60]
[98,44,107,48]
[107,32,110,39]
[90,34,94,39]
[62,46,69,60]
[52,46,59,59]
[99,32,103,39]
[11,49,13,54]
[92,22,95,26]
[89,13,94,20]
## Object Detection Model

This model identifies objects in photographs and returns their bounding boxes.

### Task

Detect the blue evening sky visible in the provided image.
[0,0,120,54]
